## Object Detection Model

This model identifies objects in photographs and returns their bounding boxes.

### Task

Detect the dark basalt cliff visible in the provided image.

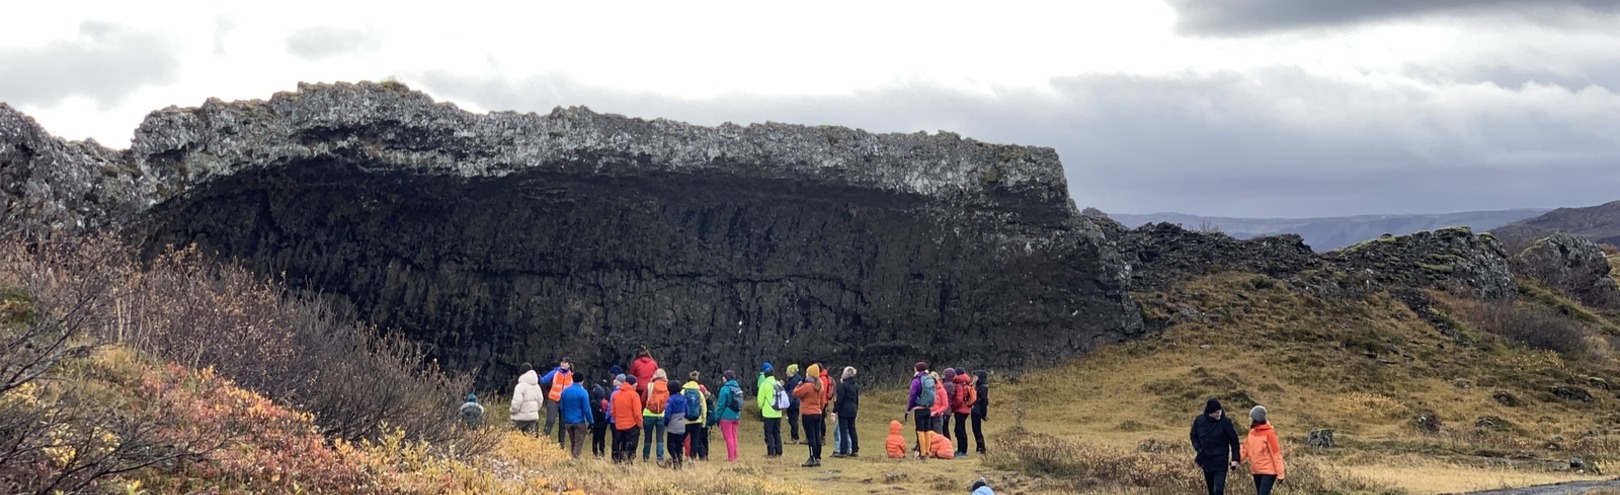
[7,81,1563,388]
[2,81,1143,383]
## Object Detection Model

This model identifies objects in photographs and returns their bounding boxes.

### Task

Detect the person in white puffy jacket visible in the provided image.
[510,363,544,434]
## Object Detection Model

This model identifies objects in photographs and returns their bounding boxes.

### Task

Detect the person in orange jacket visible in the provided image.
[929,429,955,459]
[610,375,644,464]
[885,420,907,459]
[929,371,949,438]
[1242,406,1285,495]
[793,364,829,467]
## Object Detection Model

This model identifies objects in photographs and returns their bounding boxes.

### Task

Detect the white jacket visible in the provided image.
[510,370,544,421]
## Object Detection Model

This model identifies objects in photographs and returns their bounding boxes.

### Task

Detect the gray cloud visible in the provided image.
[0,22,178,109]
[285,27,377,61]
[1167,0,1620,35]
[415,68,1620,218]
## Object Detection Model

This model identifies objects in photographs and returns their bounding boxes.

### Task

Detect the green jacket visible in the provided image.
[757,373,783,419]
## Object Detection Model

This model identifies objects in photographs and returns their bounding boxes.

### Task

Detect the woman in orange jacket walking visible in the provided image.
[1242,406,1284,495]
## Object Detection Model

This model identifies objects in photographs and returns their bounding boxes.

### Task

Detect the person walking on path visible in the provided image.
[682,371,710,461]
[663,380,690,469]
[950,368,975,457]
[540,357,575,445]
[784,364,803,444]
[792,364,829,467]
[1243,405,1285,495]
[710,370,745,461]
[510,363,544,435]
[905,362,938,460]
[642,369,671,463]
[1190,397,1242,495]
[757,363,785,457]
[460,394,484,428]
[558,373,593,459]
[589,379,610,458]
[611,376,644,464]
[971,370,989,455]
[629,346,658,403]
[832,366,860,457]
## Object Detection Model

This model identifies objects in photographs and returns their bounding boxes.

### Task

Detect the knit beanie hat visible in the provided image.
[723,370,737,381]
[689,370,702,381]
[943,368,957,381]
[654,368,667,380]
[1250,405,1267,424]
[615,374,627,385]
[466,393,477,402]
[625,375,637,386]
[610,364,624,376]
[1205,398,1224,415]
[787,363,800,376]
[806,364,821,379]
[762,362,773,373]
[915,361,928,373]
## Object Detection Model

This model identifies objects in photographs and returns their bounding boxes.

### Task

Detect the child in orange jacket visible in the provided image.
[929,429,955,459]
[886,420,907,459]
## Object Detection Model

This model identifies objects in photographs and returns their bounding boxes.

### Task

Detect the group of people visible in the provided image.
[1191,398,1286,495]
[485,347,992,470]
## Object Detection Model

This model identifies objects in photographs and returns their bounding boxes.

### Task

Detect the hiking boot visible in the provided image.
[802,458,817,467]
[955,451,968,458]
[848,452,859,458]
[831,452,846,458]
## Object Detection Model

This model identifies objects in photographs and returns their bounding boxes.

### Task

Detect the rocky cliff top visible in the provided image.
[5,81,1073,234]
[134,81,1066,199]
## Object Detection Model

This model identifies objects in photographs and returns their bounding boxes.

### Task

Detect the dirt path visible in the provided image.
[1458,479,1620,495]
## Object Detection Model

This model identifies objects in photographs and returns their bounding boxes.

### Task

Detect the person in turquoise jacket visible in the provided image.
[757,362,784,457]
[708,370,744,461]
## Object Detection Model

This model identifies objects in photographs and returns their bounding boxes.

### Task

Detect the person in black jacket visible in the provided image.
[785,364,803,444]
[831,366,861,457]
[589,380,610,458]
[971,370,989,455]
[1190,398,1241,495]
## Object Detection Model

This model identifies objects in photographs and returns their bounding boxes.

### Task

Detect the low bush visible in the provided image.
[1463,301,1604,361]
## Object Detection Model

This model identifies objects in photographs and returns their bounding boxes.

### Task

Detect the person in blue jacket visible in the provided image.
[663,380,690,469]
[558,373,594,459]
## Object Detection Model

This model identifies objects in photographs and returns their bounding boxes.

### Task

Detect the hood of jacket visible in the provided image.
[519,370,539,386]
[889,420,902,435]
[953,373,970,385]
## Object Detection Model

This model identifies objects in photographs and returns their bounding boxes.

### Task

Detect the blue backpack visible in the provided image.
[915,374,937,408]
[683,388,703,421]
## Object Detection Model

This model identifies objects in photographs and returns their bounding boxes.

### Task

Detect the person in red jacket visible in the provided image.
[629,346,658,403]
[818,364,833,445]
[950,369,974,457]
[610,375,644,464]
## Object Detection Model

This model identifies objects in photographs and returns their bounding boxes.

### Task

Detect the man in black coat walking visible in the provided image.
[1189,397,1241,495]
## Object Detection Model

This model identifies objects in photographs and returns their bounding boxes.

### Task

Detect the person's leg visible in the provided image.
[764,418,780,456]
[642,420,653,460]
[971,414,986,454]
[723,419,741,461]
[788,407,801,442]
[1254,474,1276,495]
[516,420,537,435]
[810,416,825,461]
[1210,469,1227,495]
[843,414,859,455]
[543,400,559,436]
[610,429,623,463]
[694,425,709,460]
[946,412,959,452]
[668,431,685,469]
[914,412,930,458]
[801,415,817,462]
[655,421,666,461]
[592,424,606,458]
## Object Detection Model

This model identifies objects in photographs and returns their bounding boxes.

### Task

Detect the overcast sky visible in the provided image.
[4,1,1618,217]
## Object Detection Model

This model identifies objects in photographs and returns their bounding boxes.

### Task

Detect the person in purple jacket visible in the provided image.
[904,361,938,460]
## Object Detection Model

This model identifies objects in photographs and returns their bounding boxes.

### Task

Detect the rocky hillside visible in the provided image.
[1493,200,1620,251]
[4,81,1607,388]
[1108,209,1548,251]
[3,82,1143,383]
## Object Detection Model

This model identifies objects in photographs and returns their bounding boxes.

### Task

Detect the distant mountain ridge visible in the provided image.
[1492,200,1620,250]
[1107,209,1551,251]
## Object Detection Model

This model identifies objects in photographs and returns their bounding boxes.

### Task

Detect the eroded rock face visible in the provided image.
[0,104,150,234]
[17,81,1143,383]
[1513,233,1619,308]
[1116,222,1320,292]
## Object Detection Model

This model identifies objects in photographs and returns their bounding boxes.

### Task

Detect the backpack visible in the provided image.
[915,374,936,408]
[646,381,670,414]
[728,383,745,413]
[771,381,791,411]
[683,389,703,421]
[953,382,972,409]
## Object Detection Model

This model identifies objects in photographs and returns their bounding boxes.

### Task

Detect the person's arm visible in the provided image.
[906,379,920,411]
[1189,420,1201,451]
[1226,421,1241,465]
[1269,432,1285,479]
[541,369,557,386]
